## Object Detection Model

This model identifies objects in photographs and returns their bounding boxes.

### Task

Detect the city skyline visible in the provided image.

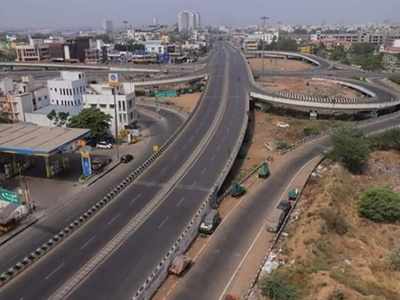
[0,0,399,30]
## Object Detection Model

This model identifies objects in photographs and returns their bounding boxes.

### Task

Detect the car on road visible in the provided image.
[199,209,221,235]
[168,255,192,276]
[120,154,134,163]
[96,141,113,149]
[91,157,112,173]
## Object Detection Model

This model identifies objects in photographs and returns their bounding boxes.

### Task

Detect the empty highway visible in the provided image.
[0,42,249,300]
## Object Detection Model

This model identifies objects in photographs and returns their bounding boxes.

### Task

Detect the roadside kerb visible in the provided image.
[132,61,251,300]
[50,52,230,300]
[0,73,210,289]
[243,155,324,299]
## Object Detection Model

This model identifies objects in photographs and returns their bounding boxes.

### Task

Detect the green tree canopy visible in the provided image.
[330,126,370,173]
[359,187,400,223]
[68,108,111,140]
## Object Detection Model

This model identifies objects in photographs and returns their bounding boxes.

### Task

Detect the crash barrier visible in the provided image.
[0,74,210,288]
[132,91,251,300]
[250,91,400,111]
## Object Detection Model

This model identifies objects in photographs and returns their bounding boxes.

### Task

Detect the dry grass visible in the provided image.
[263,151,400,300]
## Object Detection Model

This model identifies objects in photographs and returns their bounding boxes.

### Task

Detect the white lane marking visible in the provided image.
[80,235,96,250]
[176,197,185,207]
[201,167,207,175]
[130,193,142,206]
[158,216,169,229]
[107,213,121,226]
[45,263,64,280]
[217,157,322,300]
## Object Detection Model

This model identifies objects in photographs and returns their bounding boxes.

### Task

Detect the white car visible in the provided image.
[96,141,113,149]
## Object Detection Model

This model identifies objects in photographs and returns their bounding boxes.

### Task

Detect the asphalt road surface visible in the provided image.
[0,106,182,296]
[0,42,248,300]
[170,111,400,300]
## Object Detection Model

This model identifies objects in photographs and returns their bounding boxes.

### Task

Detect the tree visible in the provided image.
[330,126,370,173]
[359,187,400,223]
[47,110,69,127]
[68,108,111,140]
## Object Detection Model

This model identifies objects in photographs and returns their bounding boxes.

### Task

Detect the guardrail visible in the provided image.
[134,74,207,87]
[0,74,209,289]
[132,65,251,300]
[250,91,400,111]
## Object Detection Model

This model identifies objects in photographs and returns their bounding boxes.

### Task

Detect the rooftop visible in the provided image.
[0,123,90,156]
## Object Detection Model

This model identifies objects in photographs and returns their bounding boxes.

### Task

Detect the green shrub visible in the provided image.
[320,208,349,235]
[389,248,400,271]
[330,126,370,173]
[260,271,298,300]
[359,187,400,222]
[303,126,321,137]
[369,129,400,151]
[276,140,292,151]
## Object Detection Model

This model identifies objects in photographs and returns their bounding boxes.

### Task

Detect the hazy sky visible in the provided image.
[0,0,399,29]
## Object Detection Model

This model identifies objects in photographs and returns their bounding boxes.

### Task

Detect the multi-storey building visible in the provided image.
[15,38,50,62]
[83,83,137,136]
[47,72,86,108]
[178,10,201,33]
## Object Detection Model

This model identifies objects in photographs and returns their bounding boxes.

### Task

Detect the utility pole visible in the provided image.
[112,87,120,161]
[261,16,269,78]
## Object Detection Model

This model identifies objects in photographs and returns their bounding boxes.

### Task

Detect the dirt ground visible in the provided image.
[258,76,363,98]
[153,109,349,300]
[164,92,202,113]
[257,151,400,300]
[236,110,346,177]
[249,58,314,72]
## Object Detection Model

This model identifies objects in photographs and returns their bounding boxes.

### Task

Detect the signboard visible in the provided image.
[155,90,177,98]
[108,73,120,87]
[0,187,21,205]
[80,148,92,177]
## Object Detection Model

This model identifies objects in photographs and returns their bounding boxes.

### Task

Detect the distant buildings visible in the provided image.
[311,31,400,47]
[103,20,114,35]
[380,39,400,72]
[15,37,49,62]
[178,10,201,33]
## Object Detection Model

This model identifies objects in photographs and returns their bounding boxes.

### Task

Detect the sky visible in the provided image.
[0,0,399,29]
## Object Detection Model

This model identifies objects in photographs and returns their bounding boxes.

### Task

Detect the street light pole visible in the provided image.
[261,16,269,78]
[112,87,120,161]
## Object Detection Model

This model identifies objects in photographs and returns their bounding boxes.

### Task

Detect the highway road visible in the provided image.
[169,110,400,300]
[0,42,248,300]
[0,107,182,291]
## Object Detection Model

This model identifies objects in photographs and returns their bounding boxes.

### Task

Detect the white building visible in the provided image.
[178,10,201,33]
[0,77,49,122]
[47,72,86,108]
[144,40,166,55]
[83,83,136,136]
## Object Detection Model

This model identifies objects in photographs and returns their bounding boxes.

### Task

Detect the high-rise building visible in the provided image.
[193,12,201,30]
[103,20,114,34]
[178,10,201,33]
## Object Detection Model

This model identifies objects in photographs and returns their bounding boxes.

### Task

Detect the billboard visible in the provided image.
[0,187,21,205]
[80,148,92,177]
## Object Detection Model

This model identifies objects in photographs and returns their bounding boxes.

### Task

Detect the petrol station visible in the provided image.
[0,123,90,179]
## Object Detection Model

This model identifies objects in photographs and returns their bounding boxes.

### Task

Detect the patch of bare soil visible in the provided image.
[165,92,202,113]
[258,77,364,98]
[249,58,314,72]
[262,151,400,300]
